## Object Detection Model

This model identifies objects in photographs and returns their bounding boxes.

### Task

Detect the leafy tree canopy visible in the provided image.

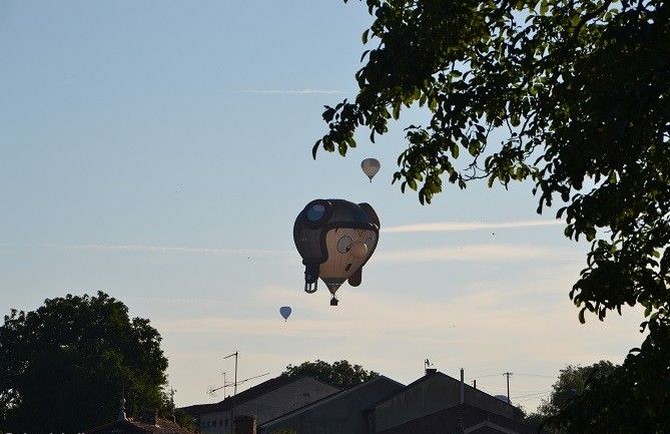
[524,361,618,432]
[315,1,669,431]
[281,359,378,389]
[0,292,170,433]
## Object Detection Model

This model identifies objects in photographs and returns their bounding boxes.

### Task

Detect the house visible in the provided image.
[371,369,524,433]
[212,370,537,434]
[259,375,405,434]
[179,375,339,434]
[377,403,537,434]
[86,408,194,434]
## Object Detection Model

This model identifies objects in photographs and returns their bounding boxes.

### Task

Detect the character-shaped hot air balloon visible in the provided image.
[361,158,381,182]
[279,306,292,322]
[293,199,380,306]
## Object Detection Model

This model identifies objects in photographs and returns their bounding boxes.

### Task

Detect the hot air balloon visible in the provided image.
[293,199,380,306]
[361,158,381,182]
[279,306,292,321]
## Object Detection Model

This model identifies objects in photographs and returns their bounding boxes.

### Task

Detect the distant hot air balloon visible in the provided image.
[279,306,292,321]
[361,158,381,182]
[293,199,380,306]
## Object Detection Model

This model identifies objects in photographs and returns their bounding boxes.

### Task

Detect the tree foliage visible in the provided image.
[281,359,378,389]
[525,361,617,432]
[0,292,170,433]
[315,1,669,431]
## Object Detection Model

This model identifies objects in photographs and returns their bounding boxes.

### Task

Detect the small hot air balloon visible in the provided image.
[293,199,380,306]
[361,158,381,182]
[279,306,292,321]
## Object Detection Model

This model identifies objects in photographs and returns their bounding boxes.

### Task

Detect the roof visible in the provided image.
[373,371,521,417]
[179,374,338,416]
[371,370,440,408]
[377,403,538,434]
[261,375,404,427]
[86,416,195,434]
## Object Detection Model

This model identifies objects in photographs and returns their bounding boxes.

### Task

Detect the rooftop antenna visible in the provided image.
[207,371,231,398]
[169,386,177,422]
[236,371,271,386]
[118,381,127,421]
[224,351,239,397]
[224,351,240,434]
[222,351,271,396]
[222,351,271,432]
[117,380,127,421]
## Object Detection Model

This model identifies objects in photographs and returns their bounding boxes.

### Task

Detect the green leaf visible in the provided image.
[392,101,401,120]
[540,0,548,15]
[362,29,370,44]
[571,14,581,27]
[312,140,321,159]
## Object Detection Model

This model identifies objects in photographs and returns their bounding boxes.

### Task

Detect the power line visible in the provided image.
[471,373,505,379]
[472,372,557,380]
[514,372,558,379]
[512,389,553,399]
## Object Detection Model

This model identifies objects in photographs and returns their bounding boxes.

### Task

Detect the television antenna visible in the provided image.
[206,371,231,398]
[222,351,271,394]
[237,371,271,387]
[222,351,271,429]
[169,386,177,422]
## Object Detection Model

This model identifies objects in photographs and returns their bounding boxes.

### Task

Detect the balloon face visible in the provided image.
[361,158,381,182]
[279,306,292,321]
[319,228,377,294]
[293,199,380,306]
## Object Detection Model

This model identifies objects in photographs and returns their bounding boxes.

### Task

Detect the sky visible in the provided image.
[0,0,646,413]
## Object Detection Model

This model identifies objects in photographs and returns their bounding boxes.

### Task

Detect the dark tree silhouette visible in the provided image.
[525,361,618,432]
[0,292,170,433]
[281,359,378,389]
[315,1,670,431]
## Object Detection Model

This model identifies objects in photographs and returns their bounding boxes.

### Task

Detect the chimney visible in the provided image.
[424,359,437,375]
[234,415,257,434]
[460,368,465,404]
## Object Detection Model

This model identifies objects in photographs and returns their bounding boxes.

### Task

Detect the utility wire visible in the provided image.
[512,389,553,399]
[514,373,558,378]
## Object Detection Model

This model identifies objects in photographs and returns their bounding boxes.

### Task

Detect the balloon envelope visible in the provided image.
[293,199,381,305]
[279,306,292,321]
[361,158,381,181]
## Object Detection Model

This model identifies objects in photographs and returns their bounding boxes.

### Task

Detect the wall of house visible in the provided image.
[198,409,232,434]
[374,374,518,433]
[261,377,404,434]
[198,377,338,434]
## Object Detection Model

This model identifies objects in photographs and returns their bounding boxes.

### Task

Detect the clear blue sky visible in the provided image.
[0,0,644,412]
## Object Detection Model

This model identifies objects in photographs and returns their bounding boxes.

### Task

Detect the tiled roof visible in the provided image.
[86,416,195,434]
[179,374,337,416]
